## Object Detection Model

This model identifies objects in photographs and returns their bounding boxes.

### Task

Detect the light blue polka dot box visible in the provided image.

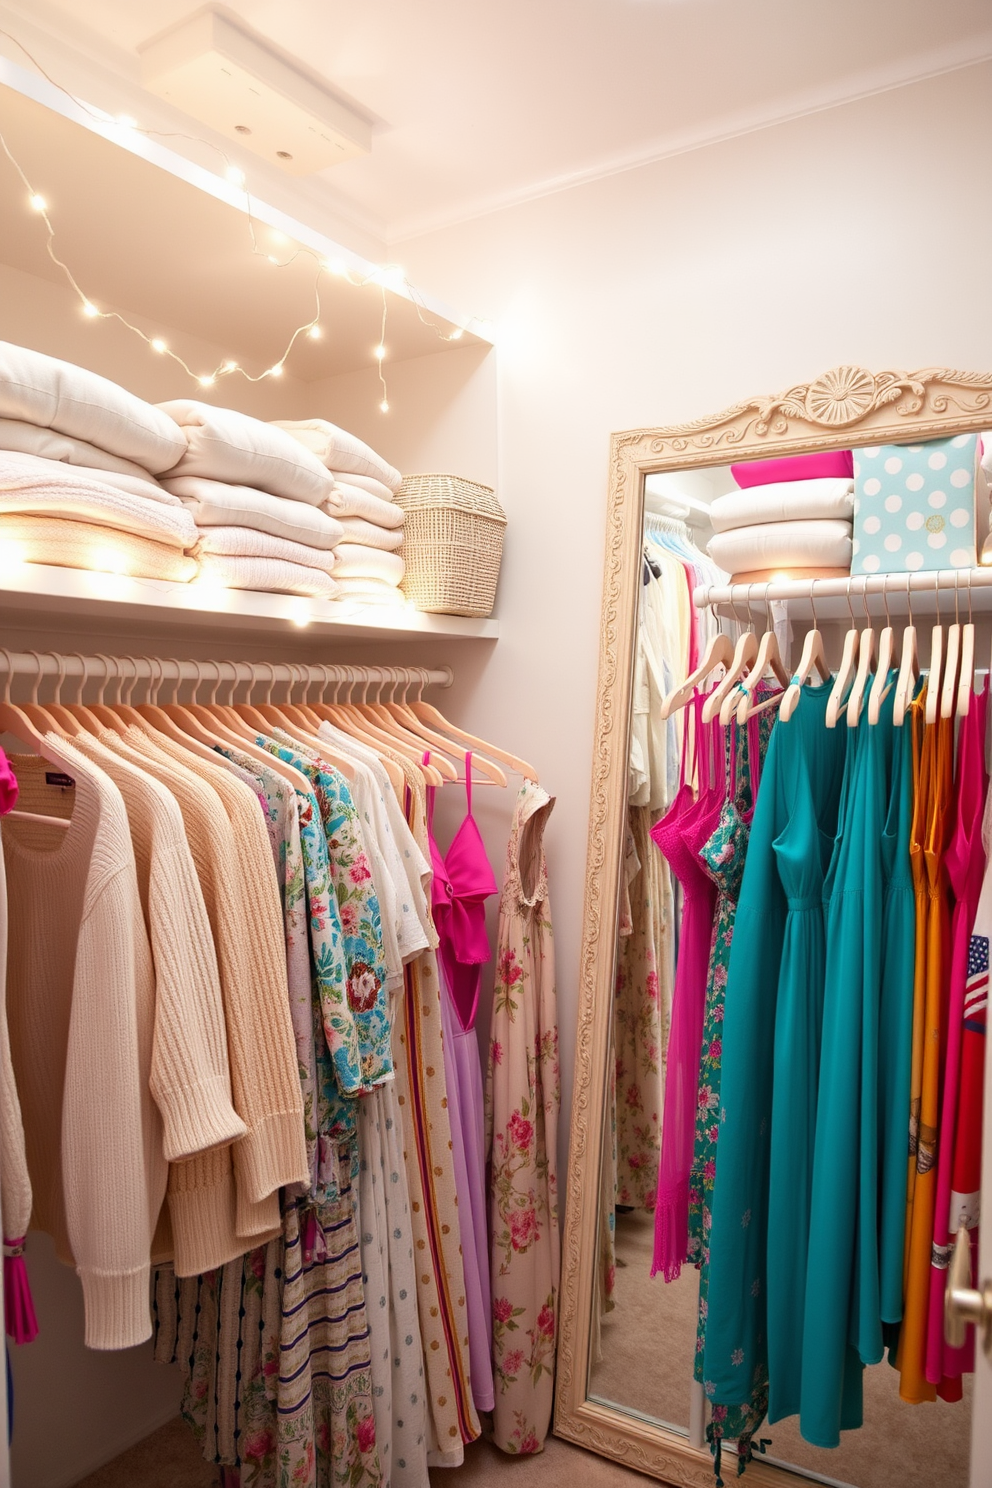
[852,433,980,575]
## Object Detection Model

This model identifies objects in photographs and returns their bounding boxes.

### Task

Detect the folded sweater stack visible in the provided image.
[274,419,405,605]
[706,450,855,583]
[0,341,196,581]
[159,403,343,598]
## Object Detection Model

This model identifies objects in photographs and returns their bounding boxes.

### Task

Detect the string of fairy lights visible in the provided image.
[0,28,477,413]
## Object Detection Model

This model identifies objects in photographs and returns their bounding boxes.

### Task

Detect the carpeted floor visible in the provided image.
[589,1209,971,1488]
[71,1416,653,1488]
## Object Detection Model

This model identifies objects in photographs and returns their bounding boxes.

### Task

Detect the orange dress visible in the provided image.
[899,708,954,1402]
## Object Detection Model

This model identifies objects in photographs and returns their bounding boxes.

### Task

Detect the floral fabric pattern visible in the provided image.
[261,741,392,1095]
[485,781,560,1454]
[687,717,772,1461]
[613,805,674,1208]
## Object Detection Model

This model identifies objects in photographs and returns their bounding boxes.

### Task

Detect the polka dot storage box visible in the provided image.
[852,433,979,575]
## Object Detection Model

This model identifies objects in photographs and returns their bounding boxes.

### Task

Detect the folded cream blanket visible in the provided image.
[163,476,342,549]
[193,525,337,575]
[0,417,173,482]
[273,419,401,491]
[0,455,196,548]
[0,513,196,582]
[332,577,408,606]
[196,552,338,599]
[0,340,186,472]
[331,545,404,584]
[160,401,333,506]
[337,517,404,552]
[707,519,852,575]
[709,477,855,533]
[329,471,395,503]
[0,448,178,506]
[325,482,404,528]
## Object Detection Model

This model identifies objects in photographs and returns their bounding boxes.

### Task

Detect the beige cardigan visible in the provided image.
[4,742,164,1350]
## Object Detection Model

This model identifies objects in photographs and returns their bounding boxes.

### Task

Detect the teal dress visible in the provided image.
[799,682,892,1446]
[703,681,846,1422]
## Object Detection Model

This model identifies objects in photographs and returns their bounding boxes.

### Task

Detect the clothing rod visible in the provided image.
[0,652,453,689]
[694,566,992,610]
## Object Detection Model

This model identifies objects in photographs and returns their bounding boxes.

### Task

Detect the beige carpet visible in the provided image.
[71,1416,654,1487]
[589,1209,971,1488]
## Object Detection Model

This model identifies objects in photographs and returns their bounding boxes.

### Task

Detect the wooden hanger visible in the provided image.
[868,576,897,726]
[161,659,313,790]
[846,577,878,728]
[378,668,506,787]
[926,573,946,727]
[0,648,71,830]
[893,576,920,728]
[940,571,971,721]
[262,663,361,782]
[779,584,831,724]
[826,582,865,729]
[301,667,405,794]
[17,650,72,736]
[359,666,466,777]
[659,631,735,720]
[406,668,539,783]
[734,621,789,724]
[702,587,760,726]
[958,579,976,720]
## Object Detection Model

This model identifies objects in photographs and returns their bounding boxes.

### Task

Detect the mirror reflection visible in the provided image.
[589,439,986,1488]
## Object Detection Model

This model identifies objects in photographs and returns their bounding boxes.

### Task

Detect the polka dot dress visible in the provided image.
[852,433,979,575]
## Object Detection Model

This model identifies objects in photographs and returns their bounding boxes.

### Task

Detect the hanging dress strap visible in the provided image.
[465,750,473,815]
[423,750,436,831]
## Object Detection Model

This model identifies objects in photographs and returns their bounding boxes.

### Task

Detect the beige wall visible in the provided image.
[393,58,992,1189]
[6,55,992,1486]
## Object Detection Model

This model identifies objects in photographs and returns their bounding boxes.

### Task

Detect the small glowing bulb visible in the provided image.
[270,230,288,247]
[225,165,245,186]
[307,324,322,340]
[267,254,279,264]
[151,337,167,354]
[198,374,215,388]
[222,360,238,373]
[374,343,386,360]
[81,300,99,318]
[448,327,463,340]
[93,547,129,575]
[268,363,284,378]
[379,400,389,413]
[29,194,46,212]
[325,259,347,276]
[117,115,137,129]
[0,539,26,571]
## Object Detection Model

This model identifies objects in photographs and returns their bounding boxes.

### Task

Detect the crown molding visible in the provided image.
[389,32,992,244]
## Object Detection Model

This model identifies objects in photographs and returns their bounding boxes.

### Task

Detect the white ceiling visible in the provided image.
[1,0,990,244]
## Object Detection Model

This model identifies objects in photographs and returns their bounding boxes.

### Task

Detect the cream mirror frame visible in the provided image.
[554,364,992,1485]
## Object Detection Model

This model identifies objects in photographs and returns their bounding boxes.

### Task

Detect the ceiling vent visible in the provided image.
[138,10,371,176]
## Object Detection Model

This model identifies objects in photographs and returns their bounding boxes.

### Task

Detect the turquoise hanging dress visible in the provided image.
[800,680,897,1447]
[703,681,846,1424]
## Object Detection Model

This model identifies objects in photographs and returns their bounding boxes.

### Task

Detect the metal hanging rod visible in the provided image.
[694,566,992,612]
[0,651,452,692]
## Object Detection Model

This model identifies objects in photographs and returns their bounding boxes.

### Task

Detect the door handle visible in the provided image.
[945,1225,992,1355]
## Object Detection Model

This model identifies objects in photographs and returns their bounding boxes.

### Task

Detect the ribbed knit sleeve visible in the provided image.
[46,750,161,1351]
[70,736,246,1162]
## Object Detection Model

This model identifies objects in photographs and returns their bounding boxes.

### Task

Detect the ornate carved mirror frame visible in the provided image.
[554,366,992,1486]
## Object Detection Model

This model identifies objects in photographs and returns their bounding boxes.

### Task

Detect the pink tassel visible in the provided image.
[4,1237,37,1344]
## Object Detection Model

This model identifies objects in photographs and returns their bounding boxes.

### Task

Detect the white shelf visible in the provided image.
[0,563,498,642]
[694,567,992,622]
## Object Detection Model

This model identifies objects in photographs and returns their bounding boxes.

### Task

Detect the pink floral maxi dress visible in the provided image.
[485,782,560,1454]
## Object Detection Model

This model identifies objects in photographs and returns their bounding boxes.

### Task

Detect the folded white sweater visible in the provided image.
[0,455,196,549]
[193,525,337,575]
[333,577,408,606]
[196,552,338,598]
[709,477,855,533]
[164,476,342,549]
[325,482,404,528]
[707,518,853,576]
[337,517,404,552]
[329,471,396,504]
[0,448,179,506]
[332,546,405,585]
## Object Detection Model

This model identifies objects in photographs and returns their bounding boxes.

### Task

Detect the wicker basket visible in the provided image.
[394,473,507,617]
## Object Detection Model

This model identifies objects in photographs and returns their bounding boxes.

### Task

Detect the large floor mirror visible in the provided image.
[555,367,992,1488]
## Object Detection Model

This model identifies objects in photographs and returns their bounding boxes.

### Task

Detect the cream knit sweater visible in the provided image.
[4,742,164,1350]
[98,727,306,1273]
[68,733,246,1161]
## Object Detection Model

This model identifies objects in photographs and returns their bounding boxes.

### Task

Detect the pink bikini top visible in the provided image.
[425,751,499,1032]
